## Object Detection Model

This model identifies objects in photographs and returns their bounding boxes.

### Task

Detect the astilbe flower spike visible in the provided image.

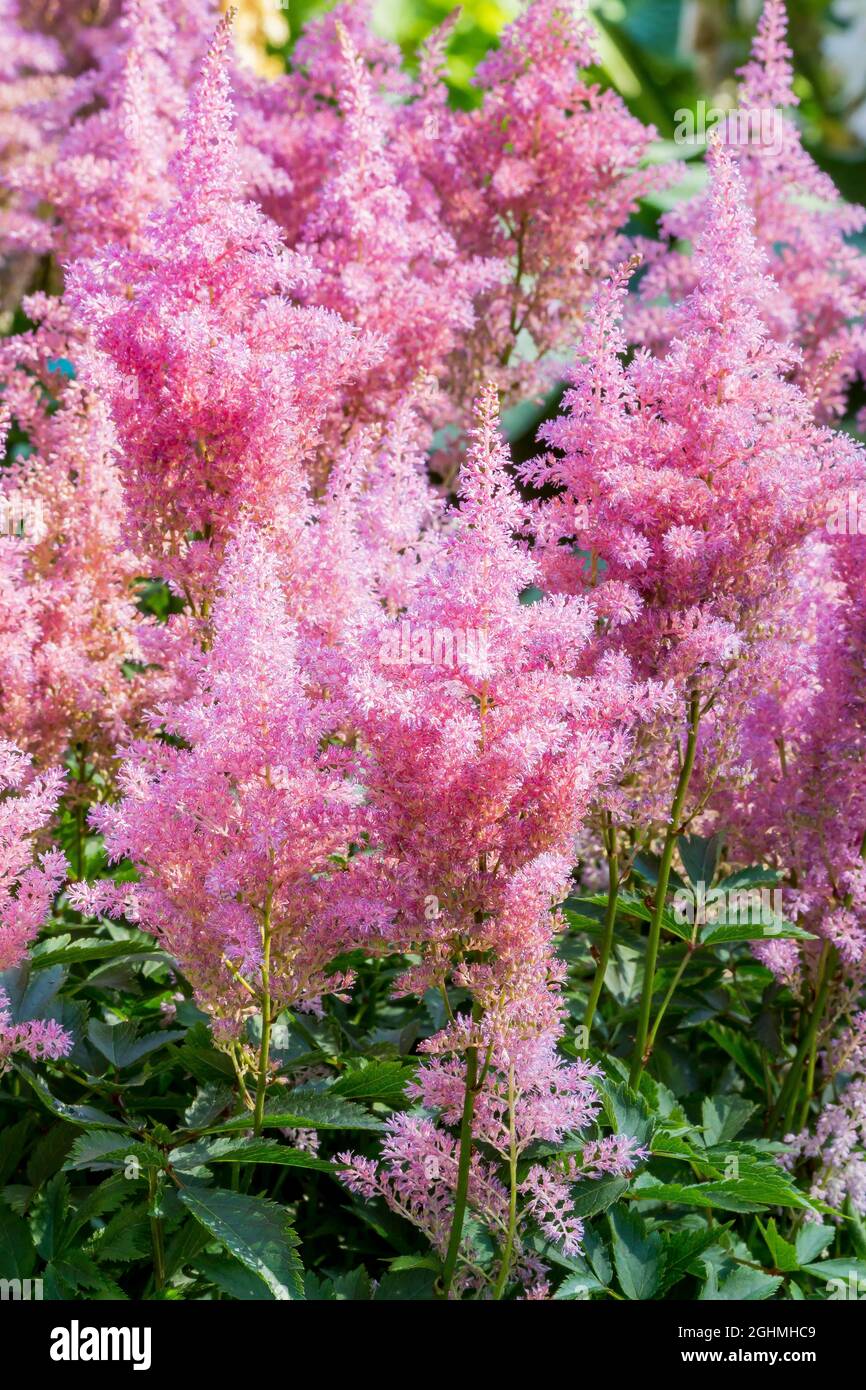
[525,139,865,1082]
[340,386,648,1294]
[68,14,379,611]
[527,139,864,829]
[0,740,69,1071]
[71,523,387,1060]
[0,304,159,786]
[295,20,502,442]
[631,0,866,423]
[414,0,663,408]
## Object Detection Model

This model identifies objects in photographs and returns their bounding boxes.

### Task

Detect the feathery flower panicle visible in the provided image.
[632,0,866,422]
[296,22,501,438]
[715,537,866,985]
[528,143,864,834]
[340,387,648,1291]
[0,741,65,972]
[784,1063,866,1217]
[68,16,379,609]
[0,739,69,1069]
[0,309,158,780]
[74,524,384,1041]
[417,0,663,407]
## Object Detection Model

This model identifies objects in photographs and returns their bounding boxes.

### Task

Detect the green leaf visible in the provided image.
[1,962,66,1022]
[0,1118,31,1185]
[177,1023,237,1084]
[64,1136,165,1176]
[87,1206,150,1264]
[31,1173,70,1261]
[387,1254,441,1274]
[87,1020,185,1069]
[700,1265,782,1300]
[678,833,723,889]
[659,1226,723,1295]
[700,918,813,946]
[717,866,781,891]
[183,1084,234,1130]
[629,1156,814,1213]
[795,1224,835,1267]
[701,1096,756,1147]
[704,1023,766,1090]
[578,890,691,942]
[171,1137,335,1173]
[374,1268,437,1299]
[802,1257,866,1284]
[631,851,688,893]
[195,1253,276,1300]
[26,1123,76,1187]
[329,1060,415,1107]
[570,1176,629,1219]
[43,1249,127,1300]
[0,1208,36,1280]
[759,1218,799,1273]
[651,1130,700,1161]
[553,1271,607,1299]
[178,1181,304,1300]
[66,1175,129,1237]
[600,1079,654,1148]
[206,1090,384,1133]
[30,936,167,971]
[331,1266,373,1300]
[64,1130,138,1172]
[609,1206,662,1300]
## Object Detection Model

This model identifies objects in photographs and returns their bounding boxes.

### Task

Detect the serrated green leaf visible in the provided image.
[609,1206,662,1300]
[701,1095,756,1147]
[0,1208,36,1280]
[172,1137,334,1173]
[206,1089,384,1133]
[802,1257,866,1284]
[30,936,167,971]
[659,1225,724,1295]
[194,1253,276,1300]
[717,866,781,891]
[183,1083,234,1130]
[86,1205,150,1264]
[552,1271,606,1299]
[700,918,813,946]
[64,1130,137,1172]
[600,1079,654,1148]
[795,1224,835,1267]
[759,1218,799,1273]
[178,1182,304,1300]
[570,1175,629,1218]
[330,1060,415,1106]
[88,1019,185,1069]
[678,833,723,889]
[700,1264,782,1300]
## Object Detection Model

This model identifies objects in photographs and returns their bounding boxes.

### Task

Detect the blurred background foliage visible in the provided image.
[238,1,866,202]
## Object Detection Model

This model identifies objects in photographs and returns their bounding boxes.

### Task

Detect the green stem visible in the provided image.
[584,819,619,1037]
[147,1170,166,1294]
[768,942,833,1135]
[629,689,701,1089]
[252,884,274,1138]
[440,1035,479,1298]
[646,943,695,1056]
[493,1065,518,1301]
[783,943,834,1135]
